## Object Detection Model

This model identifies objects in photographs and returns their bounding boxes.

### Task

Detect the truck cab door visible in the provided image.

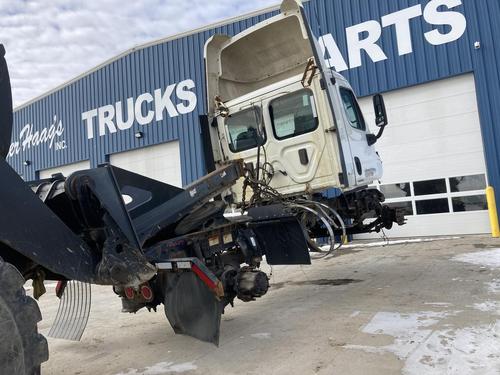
[298,6,382,188]
[334,81,383,186]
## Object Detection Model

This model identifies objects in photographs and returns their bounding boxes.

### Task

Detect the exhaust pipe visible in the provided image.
[0,44,13,159]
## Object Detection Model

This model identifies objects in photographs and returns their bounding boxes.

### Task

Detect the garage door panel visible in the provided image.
[381,157,486,184]
[39,160,90,179]
[376,113,483,148]
[363,74,476,109]
[362,97,479,134]
[109,141,182,187]
[362,212,490,238]
[380,133,485,162]
[357,74,489,237]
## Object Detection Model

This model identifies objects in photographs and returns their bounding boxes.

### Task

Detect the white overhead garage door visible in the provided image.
[358,73,489,237]
[39,160,90,179]
[109,141,182,187]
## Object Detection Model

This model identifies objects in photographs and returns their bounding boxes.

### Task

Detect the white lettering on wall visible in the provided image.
[7,115,65,158]
[423,0,467,45]
[318,34,349,72]
[98,105,117,135]
[176,79,198,115]
[154,84,178,120]
[116,98,135,130]
[134,93,154,125]
[381,5,423,56]
[346,20,388,69]
[318,0,467,69]
[82,79,197,139]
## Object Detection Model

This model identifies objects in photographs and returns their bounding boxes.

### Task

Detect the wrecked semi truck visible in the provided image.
[0,1,402,374]
[203,0,403,244]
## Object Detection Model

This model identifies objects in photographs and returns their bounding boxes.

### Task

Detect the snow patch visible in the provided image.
[404,323,500,374]
[342,311,500,374]
[116,361,197,375]
[487,279,500,294]
[452,248,500,269]
[473,301,500,314]
[424,302,452,307]
[250,332,271,339]
[345,311,454,359]
[325,237,460,250]
[349,310,361,318]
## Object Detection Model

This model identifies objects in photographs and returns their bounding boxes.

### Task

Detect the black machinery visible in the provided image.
[0,43,312,374]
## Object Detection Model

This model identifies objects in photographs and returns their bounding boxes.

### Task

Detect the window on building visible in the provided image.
[416,199,450,215]
[339,87,366,131]
[386,201,413,216]
[226,107,265,153]
[452,195,488,212]
[414,179,447,196]
[269,90,318,140]
[450,174,487,192]
[380,183,411,199]
[377,174,488,217]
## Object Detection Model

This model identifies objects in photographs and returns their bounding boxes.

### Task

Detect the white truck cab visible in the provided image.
[203,0,402,238]
[205,0,387,203]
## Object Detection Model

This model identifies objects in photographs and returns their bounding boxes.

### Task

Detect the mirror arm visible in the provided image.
[375,124,386,140]
[366,124,386,146]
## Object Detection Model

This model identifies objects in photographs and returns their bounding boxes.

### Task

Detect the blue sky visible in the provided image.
[0,0,278,107]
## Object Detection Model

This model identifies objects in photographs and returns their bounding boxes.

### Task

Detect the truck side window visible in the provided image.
[226,107,265,153]
[339,87,366,131]
[269,89,318,140]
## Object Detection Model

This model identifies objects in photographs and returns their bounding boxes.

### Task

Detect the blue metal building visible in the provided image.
[8,0,500,236]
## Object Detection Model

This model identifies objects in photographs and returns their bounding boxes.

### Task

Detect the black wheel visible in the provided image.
[0,257,48,374]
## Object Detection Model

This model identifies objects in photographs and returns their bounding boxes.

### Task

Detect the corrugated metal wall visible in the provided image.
[9,0,500,203]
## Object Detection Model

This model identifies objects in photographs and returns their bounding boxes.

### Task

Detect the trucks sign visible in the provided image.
[81,79,197,139]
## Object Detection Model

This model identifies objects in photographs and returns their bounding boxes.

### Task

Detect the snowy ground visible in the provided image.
[34,235,500,375]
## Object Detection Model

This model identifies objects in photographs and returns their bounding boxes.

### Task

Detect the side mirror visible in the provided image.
[366,94,388,146]
[373,94,388,127]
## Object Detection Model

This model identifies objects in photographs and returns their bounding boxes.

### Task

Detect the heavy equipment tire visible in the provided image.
[0,257,48,374]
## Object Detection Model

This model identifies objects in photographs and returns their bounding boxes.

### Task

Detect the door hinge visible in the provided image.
[325,126,336,133]
[338,172,345,185]
[320,78,327,90]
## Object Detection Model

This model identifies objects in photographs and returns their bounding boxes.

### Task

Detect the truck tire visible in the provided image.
[0,257,48,374]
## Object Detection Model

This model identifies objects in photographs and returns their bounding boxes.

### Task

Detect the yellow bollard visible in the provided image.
[486,186,500,238]
[342,235,348,244]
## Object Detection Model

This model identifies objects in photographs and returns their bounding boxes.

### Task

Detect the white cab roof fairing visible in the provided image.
[204,0,315,115]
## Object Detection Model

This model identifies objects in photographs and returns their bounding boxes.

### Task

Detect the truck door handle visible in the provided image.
[298,149,309,165]
[354,157,362,175]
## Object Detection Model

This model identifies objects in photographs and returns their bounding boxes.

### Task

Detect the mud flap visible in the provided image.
[163,272,222,345]
[48,281,91,341]
[248,205,311,265]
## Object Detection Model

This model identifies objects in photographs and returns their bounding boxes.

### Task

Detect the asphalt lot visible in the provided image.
[33,235,500,374]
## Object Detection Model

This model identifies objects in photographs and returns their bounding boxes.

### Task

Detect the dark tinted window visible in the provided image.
[380,183,411,199]
[270,90,318,140]
[226,108,264,153]
[386,201,413,216]
[340,88,366,131]
[414,179,447,196]
[416,199,449,215]
[450,175,486,193]
[452,195,488,212]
